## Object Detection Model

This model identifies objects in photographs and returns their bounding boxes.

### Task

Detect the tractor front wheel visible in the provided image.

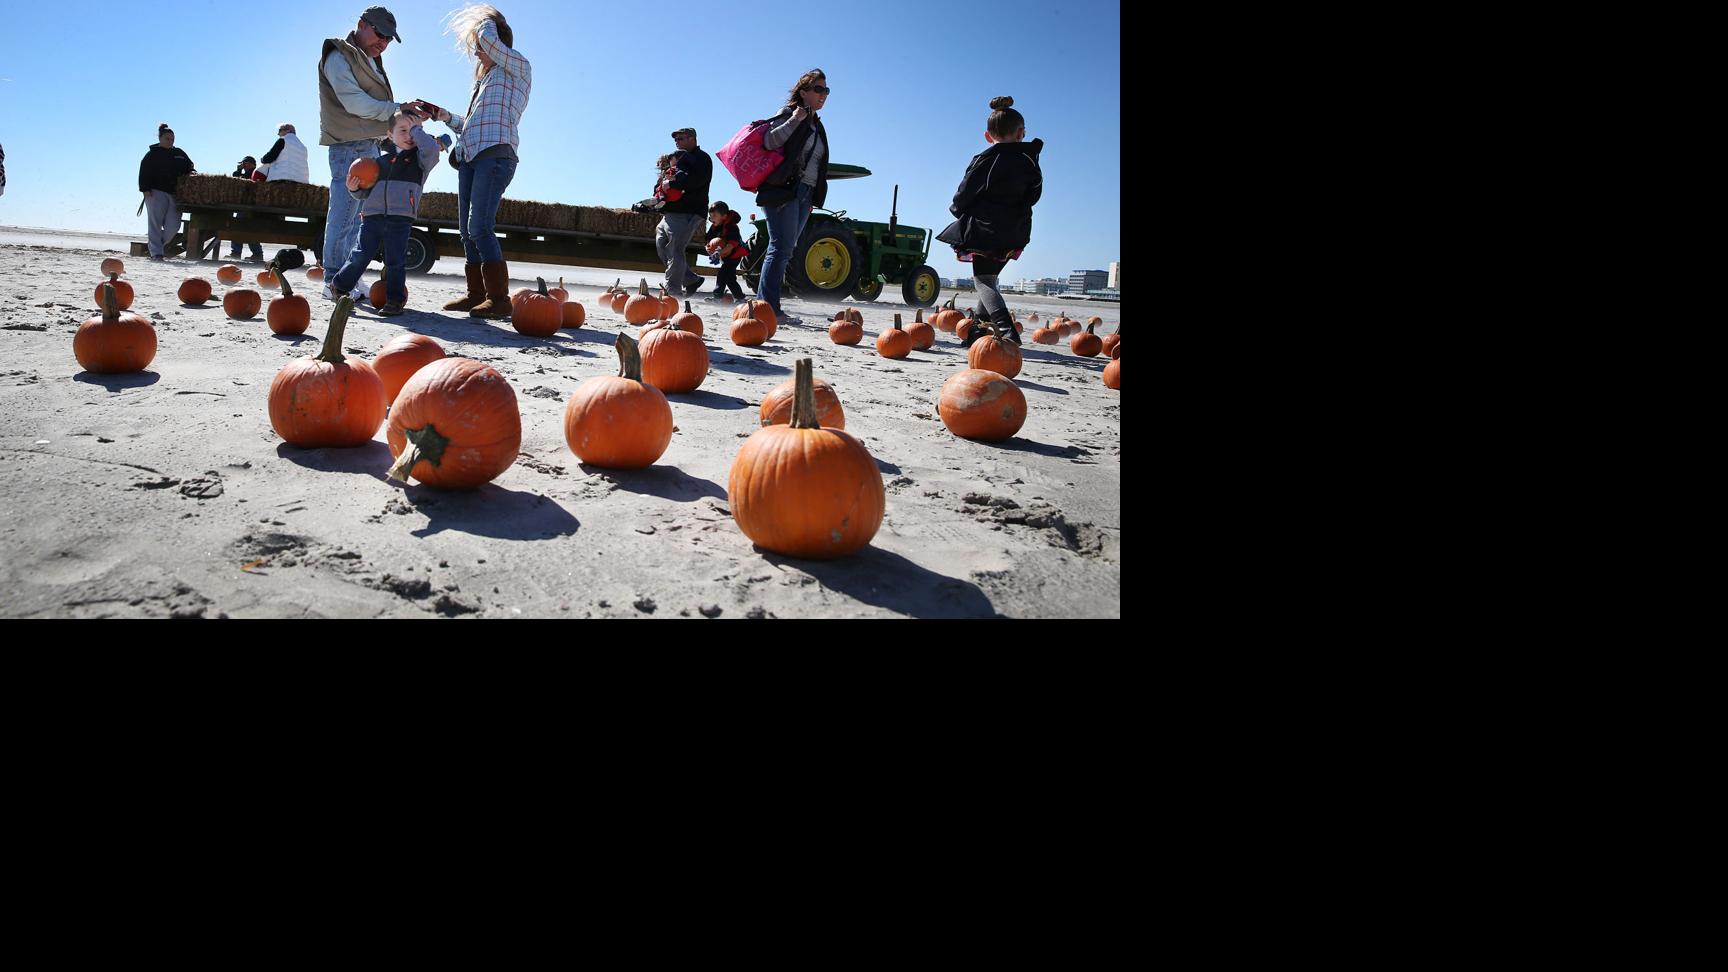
[853,275,884,302]
[902,264,941,307]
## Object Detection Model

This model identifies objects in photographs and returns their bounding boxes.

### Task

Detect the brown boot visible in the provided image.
[443,263,484,312]
[470,261,512,319]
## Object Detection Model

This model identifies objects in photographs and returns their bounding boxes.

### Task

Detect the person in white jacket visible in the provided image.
[255,123,311,183]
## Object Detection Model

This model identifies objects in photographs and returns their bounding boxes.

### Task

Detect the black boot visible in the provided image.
[992,308,1021,345]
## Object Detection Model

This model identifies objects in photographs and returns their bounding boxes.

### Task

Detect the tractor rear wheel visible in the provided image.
[788,220,863,299]
[902,264,941,307]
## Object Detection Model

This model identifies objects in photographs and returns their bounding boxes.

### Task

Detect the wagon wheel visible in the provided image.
[788,220,863,298]
[901,264,940,307]
[853,275,884,302]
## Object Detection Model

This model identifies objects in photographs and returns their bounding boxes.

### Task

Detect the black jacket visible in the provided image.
[663,147,712,215]
[139,144,195,194]
[755,107,828,210]
[936,139,1043,255]
[705,217,746,262]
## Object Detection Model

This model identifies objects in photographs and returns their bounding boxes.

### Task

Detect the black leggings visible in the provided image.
[716,259,746,299]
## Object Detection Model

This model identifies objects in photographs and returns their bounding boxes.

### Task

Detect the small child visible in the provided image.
[655,154,684,204]
[328,110,444,316]
[704,201,747,301]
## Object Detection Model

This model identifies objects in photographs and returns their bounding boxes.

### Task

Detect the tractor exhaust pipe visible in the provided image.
[889,184,899,244]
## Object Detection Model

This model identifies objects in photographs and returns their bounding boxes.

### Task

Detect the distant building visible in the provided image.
[955,277,973,289]
[1108,262,1119,289]
[940,278,955,288]
[1069,270,1108,293]
[1031,278,1064,295]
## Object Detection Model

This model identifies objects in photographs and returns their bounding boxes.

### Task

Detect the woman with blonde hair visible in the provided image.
[752,68,831,326]
[430,4,531,319]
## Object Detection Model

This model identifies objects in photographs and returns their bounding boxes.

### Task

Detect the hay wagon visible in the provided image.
[148,175,711,277]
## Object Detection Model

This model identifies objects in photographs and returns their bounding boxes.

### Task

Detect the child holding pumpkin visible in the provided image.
[938,96,1043,347]
[328,110,447,316]
[704,201,748,301]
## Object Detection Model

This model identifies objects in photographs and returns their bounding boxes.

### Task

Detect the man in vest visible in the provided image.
[317,6,425,291]
[257,123,311,184]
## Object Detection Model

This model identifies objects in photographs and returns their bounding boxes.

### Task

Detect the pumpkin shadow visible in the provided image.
[273,333,318,345]
[73,371,160,391]
[874,457,902,475]
[1013,379,1069,395]
[666,389,750,410]
[986,438,1093,460]
[578,464,726,503]
[274,440,393,477]
[179,303,221,310]
[759,546,1000,619]
[406,485,581,540]
[709,354,790,375]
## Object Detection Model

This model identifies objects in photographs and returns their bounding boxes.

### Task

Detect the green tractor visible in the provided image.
[740,164,943,307]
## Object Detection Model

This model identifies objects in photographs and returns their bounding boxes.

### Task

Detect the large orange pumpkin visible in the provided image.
[638,320,709,393]
[217,264,243,286]
[178,277,213,305]
[511,277,563,336]
[734,298,776,338]
[100,257,125,277]
[224,288,262,320]
[828,316,863,345]
[930,296,963,333]
[75,284,157,374]
[906,308,935,350]
[386,358,522,489]
[562,299,586,329]
[624,279,660,325]
[876,314,912,359]
[728,358,884,559]
[94,273,134,311]
[938,369,1027,442]
[369,278,407,310]
[266,266,311,336]
[374,333,446,403]
[562,334,674,469]
[968,322,1023,379]
[1071,321,1103,357]
[268,297,388,447]
[760,373,845,430]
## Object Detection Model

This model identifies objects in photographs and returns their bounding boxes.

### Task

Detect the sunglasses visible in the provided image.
[808,85,830,95]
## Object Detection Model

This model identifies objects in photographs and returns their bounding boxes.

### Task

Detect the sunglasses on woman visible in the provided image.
[808,85,830,95]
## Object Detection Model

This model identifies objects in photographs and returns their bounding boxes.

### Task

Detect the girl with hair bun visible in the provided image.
[937,96,1043,345]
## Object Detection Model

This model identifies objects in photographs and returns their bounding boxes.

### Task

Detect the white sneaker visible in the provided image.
[349,285,368,303]
[320,283,337,301]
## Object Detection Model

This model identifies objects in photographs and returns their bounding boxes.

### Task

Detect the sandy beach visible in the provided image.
[0,231,1119,618]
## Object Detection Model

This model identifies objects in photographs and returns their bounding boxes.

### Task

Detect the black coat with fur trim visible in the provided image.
[936,139,1043,256]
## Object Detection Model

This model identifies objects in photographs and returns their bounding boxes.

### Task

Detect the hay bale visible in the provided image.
[176,173,256,207]
[544,204,579,232]
[420,192,457,221]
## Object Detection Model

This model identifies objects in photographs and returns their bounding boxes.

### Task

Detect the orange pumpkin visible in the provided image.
[968,322,1023,379]
[1031,326,1060,345]
[511,277,563,336]
[876,314,912,359]
[224,288,262,320]
[1086,315,1102,329]
[906,308,935,350]
[217,264,243,286]
[939,369,1027,442]
[834,308,863,325]
[562,334,673,469]
[734,298,777,338]
[828,316,863,346]
[760,373,845,430]
[178,277,213,306]
[386,357,522,489]
[100,257,125,277]
[548,276,569,302]
[638,320,709,393]
[728,358,884,559]
[369,278,406,310]
[266,266,311,336]
[624,279,660,325]
[730,314,770,347]
[1100,326,1119,357]
[930,296,962,333]
[609,290,630,314]
[1027,312,1039,322]
[306,266,326,283]
[1071,321,1103,357]
[657,287,680,319]
[1111,343,1120,359]
[669,300,705,336]
[75,284,157,374]
[374,333,446,403]
[94,273,134,311]
[1103,357,1120,390]
[348,156,380,190]
[955,317,980,343]
[268,297,388,448]
[257,268,279,289]
[561,299,586,329]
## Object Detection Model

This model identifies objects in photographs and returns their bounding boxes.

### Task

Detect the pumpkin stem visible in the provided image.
[611,277,621,291]
[537,276,548,296]
[316,297,355,364]
[638,278,649,295]
[108,272,120,285]
[615,333,644,382]
[893,313,904,331]
[1087,321,1098,335]
[915,308,924,323]
[273,261,294,299]
[386,423,451,483]
[790,358,821,430]
[684,300,693,316]
[557,276,565,292]
[101,282,120,321]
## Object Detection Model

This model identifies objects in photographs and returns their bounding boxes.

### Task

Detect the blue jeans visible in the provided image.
[755,182,815,312]
[331,216,412,305]
[322,140,374,271]
[457,155,518,263]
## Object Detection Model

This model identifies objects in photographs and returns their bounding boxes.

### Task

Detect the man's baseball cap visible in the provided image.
[361,6,402,42]
[671,128,697,139]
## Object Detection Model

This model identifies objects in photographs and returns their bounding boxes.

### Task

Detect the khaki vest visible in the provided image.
[318,35,395,146]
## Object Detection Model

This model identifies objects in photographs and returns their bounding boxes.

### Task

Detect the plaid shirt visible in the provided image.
[448,19,530,160]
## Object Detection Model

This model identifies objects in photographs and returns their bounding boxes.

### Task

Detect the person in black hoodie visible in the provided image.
[656,127,712,297]
[138,123,195,261]
[938,97,1043,346]
[753,69,830,326]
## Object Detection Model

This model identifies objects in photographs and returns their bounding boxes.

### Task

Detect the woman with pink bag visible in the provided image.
[746,69,830,327]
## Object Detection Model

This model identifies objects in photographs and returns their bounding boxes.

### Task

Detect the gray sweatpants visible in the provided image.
[145,192,180,258]
[656,212,705,296]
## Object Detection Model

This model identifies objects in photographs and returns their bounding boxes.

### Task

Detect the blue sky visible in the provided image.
[0,0,1119,283]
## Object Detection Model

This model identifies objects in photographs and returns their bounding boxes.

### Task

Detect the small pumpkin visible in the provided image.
[223,287,262,320]
[828,315,863,346]
[267,297,388,447]
[306,266,326,283]
[938,369,1027,442]
[511,277,563,337]
[1031,326,1060,345]
[562,333,673,469]
[638,320,709,393]
[834,308,863,325]
[876,313,912,359]
[178,277,213,305]
[369,278,406,310]
[1111,343,1120,360]
[387,357,523,489]
[657,287,680,319]
[728,358,884,559]
[967,321,1023,379]
[760,373,845,430]
[1027,312,1039,322]
[734,298,777,338]
[561,299,586,329]
[100,257,125,277]
[1070,321,1103,357]
[94,272,134,311]
[906,308,935,350]
[257,268,279,289]
[374,333,447,403]
[1100,325,1120,357]
[668,300,705,337]
[217,264,243,286]
[266,264,311,336]
[955,317,980,344]
[930,295,963,333]
[75,284,157,374]
[548,276,569,302]
[609,289,630,314]
[1103,357,1120,390]
[624,279,660,325]
[730,314,770,347]
[348,156,380,189]
[1086,315,1103,329]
